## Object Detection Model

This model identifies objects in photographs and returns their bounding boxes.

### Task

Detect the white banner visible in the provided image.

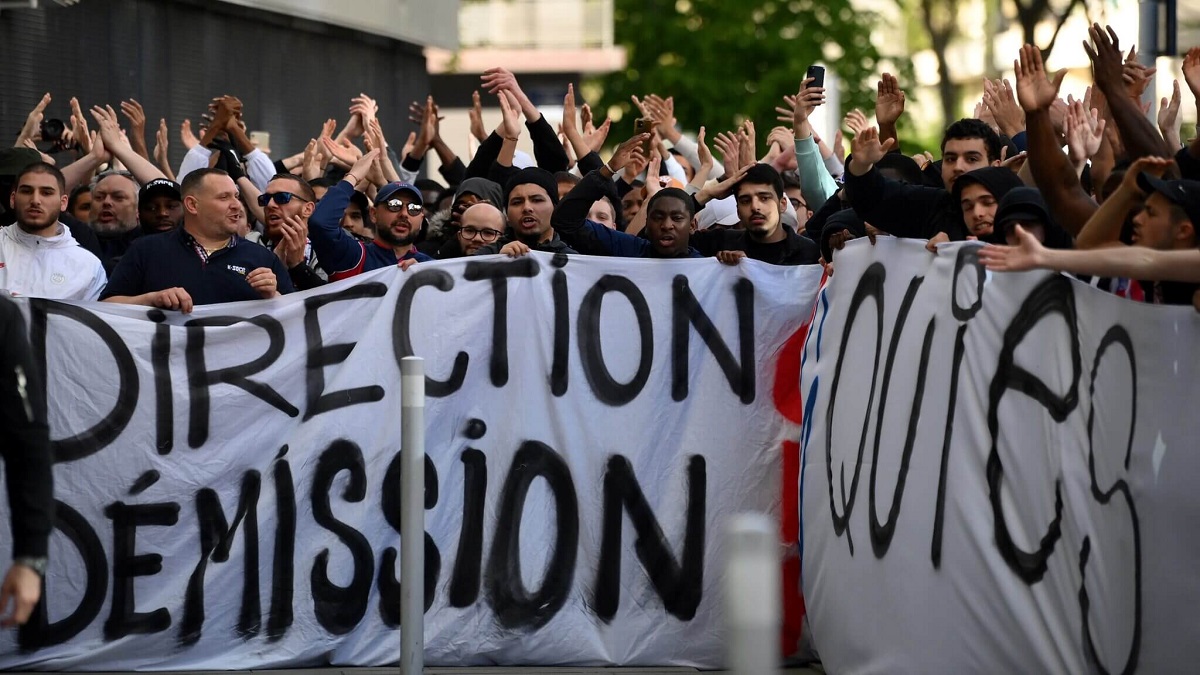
[801,239,1199,673]
[0,253,818,670]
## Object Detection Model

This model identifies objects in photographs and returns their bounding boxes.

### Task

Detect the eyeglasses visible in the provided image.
[257,192,310,206]
[459,227,503,242]
[383,199,423,215]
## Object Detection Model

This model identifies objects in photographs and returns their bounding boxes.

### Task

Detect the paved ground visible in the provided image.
[4,662,825,667]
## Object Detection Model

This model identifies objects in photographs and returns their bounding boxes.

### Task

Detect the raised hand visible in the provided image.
[119,99,149,158]
[481,67,537,120]
[984,78,1025,136]
[843,108,870,136]
[321,136,362,170]
[607,133,649,173]
[691,126,714,186]
[788,76,826,134]
[468,90,487,143]
[1065,100,1106,165]
[847,126,896,175]
[1120,155,1175,195]
[90,105,129,152]
[1183,47,1200,105]
[70,97,92,154]
[740,120,756,168]
[497,89,523,141]
[154,118,174,180]
[643,94,678,140]
[714,130,742,172]
[16,93,51,146]
[1015,43,1066,112]
[180,119,198,151]
[875,73,906,127]
[1157,79,1183,149]
[1083,24,1127,97]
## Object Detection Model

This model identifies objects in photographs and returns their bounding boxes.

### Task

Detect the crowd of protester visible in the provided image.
[0,26,1198,315]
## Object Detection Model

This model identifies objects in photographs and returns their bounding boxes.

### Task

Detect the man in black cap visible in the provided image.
[992,187,1074,248]
[1072,157,1198,305]
[138,178,183,234]
[307,150,433,280]
[474,167,576,255]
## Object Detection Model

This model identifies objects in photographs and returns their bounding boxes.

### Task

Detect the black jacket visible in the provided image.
[691,223,820,266]
[0,297,53,558]
[843,165,969,240]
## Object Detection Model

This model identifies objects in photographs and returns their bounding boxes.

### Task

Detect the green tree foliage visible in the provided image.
[591,0,884,148]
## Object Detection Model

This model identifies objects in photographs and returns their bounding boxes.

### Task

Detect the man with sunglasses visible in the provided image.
[256,174,327,290]
[307,150,432,282]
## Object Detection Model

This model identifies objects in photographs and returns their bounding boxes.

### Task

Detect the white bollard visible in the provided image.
[399,357,425,675]
[724,513,780,675]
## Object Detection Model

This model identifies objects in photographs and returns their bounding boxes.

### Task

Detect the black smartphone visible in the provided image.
[806,65,826,89]
[634,117,654,156]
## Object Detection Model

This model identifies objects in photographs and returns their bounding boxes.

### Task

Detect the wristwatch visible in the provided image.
[14,556,47,577]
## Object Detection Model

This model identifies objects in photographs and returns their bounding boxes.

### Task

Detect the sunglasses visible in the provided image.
[459,227,502,242]
[258,192,310,207]
[382,199,423,215]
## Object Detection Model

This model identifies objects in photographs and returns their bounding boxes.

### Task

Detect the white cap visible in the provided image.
[696,196,740,230]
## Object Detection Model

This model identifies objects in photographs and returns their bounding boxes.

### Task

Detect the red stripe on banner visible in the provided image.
[772,325,809,424]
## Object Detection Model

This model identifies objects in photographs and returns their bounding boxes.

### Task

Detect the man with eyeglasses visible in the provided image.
[101,168,293,312]
[308,150,432,282]
[255,173,327,290]
[452,203,506,257]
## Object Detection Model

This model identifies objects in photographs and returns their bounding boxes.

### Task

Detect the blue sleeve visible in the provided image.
[553,170,649,257]
[1010,131,1028,153]
[307,180,367,277]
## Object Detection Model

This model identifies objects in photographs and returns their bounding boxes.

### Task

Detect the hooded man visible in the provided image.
[473,167,576,255]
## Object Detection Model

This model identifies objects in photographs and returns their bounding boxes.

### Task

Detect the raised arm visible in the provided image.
[1085,24,1174,159]
[1015,43,1098,234]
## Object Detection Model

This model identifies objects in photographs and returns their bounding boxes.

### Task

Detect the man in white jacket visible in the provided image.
[1,163,106,301]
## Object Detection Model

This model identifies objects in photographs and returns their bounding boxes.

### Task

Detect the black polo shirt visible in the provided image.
[101,226,294,305]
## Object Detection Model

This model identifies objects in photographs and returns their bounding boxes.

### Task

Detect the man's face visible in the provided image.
[373,189,424,247]
[941,138,993,191]
[139,194,183,233]
[340,203,371,238]
[451,192,482,227]
[645,195,693,257]
[736,182,786,240]
[262,177,313,240]
[1132,193,1192,250]
[507,184,554,242]
[958,183,998,237]
[457,203,506,255]
[70,190,92,221]
[588,198,618,230]
[784,186,810,235]
[90,174,139,234]
[621,189,645,222]
[11,171,66,234]
[188,174,243,238]
[674,153,695,182]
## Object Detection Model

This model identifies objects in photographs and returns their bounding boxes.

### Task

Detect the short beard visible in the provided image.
[91,218,136,235]
[17,215,58,235]
[377,226,418,247]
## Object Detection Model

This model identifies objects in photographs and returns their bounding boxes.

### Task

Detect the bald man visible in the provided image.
[448,202,507,257]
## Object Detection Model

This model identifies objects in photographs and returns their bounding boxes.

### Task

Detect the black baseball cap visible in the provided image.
[139,178,181,206]
[1136,174,1200,227]
[994,187,1051,234]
